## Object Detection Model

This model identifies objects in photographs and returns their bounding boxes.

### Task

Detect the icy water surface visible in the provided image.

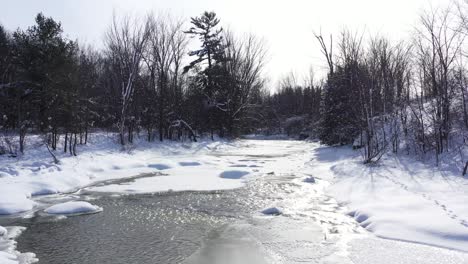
[12,172,338,264]
[14,188,257,264]
[10,139,347,264]
[1,140,360,264]
[4,140,467,264]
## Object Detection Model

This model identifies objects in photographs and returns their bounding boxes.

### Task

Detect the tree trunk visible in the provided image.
[64,132,68,153]
[73,133,77,156]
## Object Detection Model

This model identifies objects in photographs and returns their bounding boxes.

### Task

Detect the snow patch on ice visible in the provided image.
[44,201,102,215]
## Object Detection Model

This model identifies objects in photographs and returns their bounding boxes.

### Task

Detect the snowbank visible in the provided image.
[44,201,102,215]
[0,133,257,215]
[0,226,37,264]
[311,145,468,252]
[0,190,34,215]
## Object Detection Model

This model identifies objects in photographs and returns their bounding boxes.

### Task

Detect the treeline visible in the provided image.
[318,3,468,164]
[2,3,468,168]
[265,3,468,165]
[257,72,322,136]
[0,12,267,155]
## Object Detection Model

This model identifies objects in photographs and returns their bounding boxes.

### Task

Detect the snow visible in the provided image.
[0,133,254,215]
[348,237,468,264]
[44,201,102,215]
[0,226,37,264]
[2,135,468,262]
[0,226,6,237]
[310,144,468,253]
[0,190,34,215]
[87,167,247,194]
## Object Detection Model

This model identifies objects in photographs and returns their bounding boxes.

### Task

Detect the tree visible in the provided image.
[414,6,464,161]
[105,14,150,145]
[144,14,188,142]
[184,11,226,138]
[219,31,267,136]
[7,13,78,153]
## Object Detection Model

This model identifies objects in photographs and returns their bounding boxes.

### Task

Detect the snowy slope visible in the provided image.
[308,144,468,253]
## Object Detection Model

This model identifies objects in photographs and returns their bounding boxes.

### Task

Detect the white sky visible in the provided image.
[0,0,450,87]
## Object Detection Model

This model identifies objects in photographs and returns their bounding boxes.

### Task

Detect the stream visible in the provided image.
[0,140,357,264]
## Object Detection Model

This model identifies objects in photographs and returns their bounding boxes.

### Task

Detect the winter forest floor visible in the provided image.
[0,134,468,263]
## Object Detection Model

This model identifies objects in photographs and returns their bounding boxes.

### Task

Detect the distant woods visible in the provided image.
[0,11,267,154]
[310,3,468,164]
[1,3,468,167]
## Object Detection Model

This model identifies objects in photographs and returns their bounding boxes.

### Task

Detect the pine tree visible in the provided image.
[184,11,227,138]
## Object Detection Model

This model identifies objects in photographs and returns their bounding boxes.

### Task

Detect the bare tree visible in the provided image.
[314,32,334,76]
[106,13,150,145]
[144,14,190,141]
[415,6,465,161]
[222,30,268,136]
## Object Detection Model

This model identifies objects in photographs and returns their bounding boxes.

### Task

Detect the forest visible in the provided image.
[1,3,468,168]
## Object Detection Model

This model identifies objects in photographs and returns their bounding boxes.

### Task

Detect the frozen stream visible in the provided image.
[11,174,347,264]
[2,140,467,264]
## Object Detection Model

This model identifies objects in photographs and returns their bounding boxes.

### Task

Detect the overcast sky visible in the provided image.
[0,0,449,87]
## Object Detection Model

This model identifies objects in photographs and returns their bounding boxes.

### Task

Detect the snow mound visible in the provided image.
[0,226,6,237]
[261,207,282,215]
[44,201,102,215]
[219,170,250,179]
[0,191,34,215]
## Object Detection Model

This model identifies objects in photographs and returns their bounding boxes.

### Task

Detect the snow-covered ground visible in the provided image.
[308,145,468,253]
[0,133,253,216]
[1,134,468,263]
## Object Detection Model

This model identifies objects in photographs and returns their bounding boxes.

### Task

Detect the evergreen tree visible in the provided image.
[184,11,227,137]
[12,13,78,151]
